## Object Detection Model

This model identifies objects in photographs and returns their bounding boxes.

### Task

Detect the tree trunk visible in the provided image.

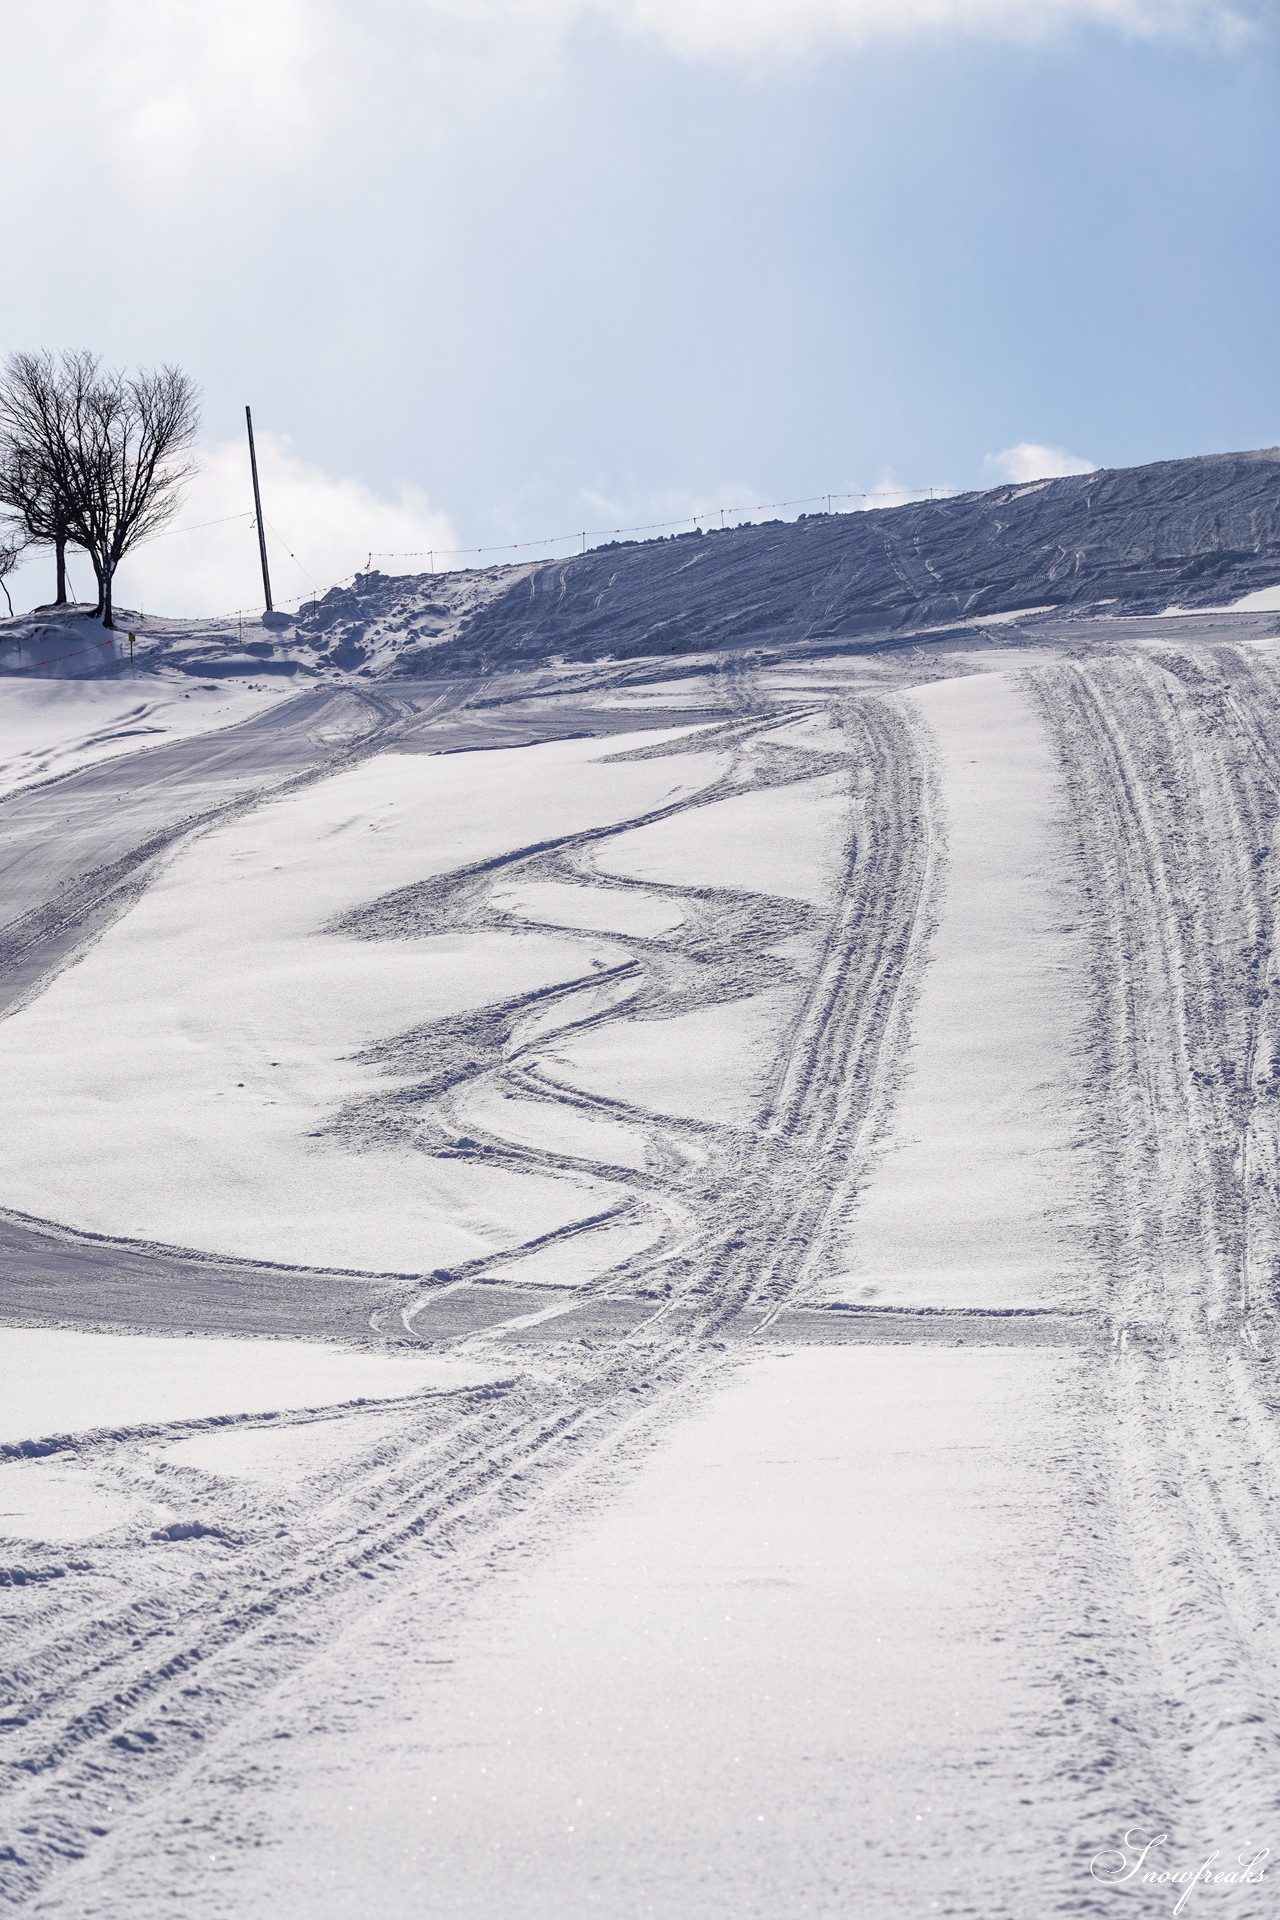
[54,534,67,606]
[101,560,114,631]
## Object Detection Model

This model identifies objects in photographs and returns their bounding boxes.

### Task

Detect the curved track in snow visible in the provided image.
[9,628,1280,1910]
[0,656,948,1907]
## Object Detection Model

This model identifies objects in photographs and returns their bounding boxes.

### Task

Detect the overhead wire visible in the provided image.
[365,483,957,564]
[13,474,961,645]
[148,510,256,541]
[160,474,961,626]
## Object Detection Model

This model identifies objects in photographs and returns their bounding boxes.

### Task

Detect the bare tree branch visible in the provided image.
[0,351,97,607]
[60,361,200,629]
[0,527,26,617]
[0,351,200,628]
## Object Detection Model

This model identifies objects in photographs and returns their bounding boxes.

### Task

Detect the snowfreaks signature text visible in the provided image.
[1091,1830,1269,1911]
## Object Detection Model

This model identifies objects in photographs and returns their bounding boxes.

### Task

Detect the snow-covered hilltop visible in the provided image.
[4,444,1280,683]
[275,442,1280,675]
[420,442,1280,670]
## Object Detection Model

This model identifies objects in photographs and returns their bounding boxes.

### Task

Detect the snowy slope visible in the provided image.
[0,729,730,1271]
[281,442,1280,676]
[8,583,1280,1918]
[17,442,1277,688]
[0,676,286,797]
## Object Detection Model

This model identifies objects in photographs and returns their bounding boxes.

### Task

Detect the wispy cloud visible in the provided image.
[8,0,1256,202]
[132,434,456,615]
[604,0,1253,56]
[984,441,1098,483]
[2,0,337,198]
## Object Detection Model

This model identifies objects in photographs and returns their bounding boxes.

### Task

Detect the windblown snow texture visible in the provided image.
[294,444,1280,675]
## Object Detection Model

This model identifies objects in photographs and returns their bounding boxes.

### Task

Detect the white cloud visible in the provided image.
[4,0,1253,204]
[11,435,456,619]
[600,0,1251,55]
[984,441,1098,483]
[1,0,339,201]
[108,0,330,181]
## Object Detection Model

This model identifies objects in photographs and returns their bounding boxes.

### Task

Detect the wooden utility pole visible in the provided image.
[245,406,274,614]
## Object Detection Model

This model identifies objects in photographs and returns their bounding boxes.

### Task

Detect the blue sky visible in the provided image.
[5,0,1279,612]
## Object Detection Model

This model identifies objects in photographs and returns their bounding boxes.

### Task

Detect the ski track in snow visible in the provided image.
[4,626,1280,1913]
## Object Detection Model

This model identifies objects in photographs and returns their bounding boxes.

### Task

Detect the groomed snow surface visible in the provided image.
[53,1347,1080,1919]
[4,642,1272,1918]
[827,671,1091,1310]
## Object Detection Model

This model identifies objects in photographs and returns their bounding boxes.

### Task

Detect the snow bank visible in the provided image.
[1229,583,1280,611]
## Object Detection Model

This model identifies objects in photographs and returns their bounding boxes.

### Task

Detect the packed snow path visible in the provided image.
[3,624,1280,1914]
[835,670,1092,1311]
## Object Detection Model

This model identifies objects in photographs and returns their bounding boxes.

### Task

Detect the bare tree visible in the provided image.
[0,528,25,616]
[0,351,93,607]
[0,351,200,630]
[0,447,72,603]
[61,362,200,630]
